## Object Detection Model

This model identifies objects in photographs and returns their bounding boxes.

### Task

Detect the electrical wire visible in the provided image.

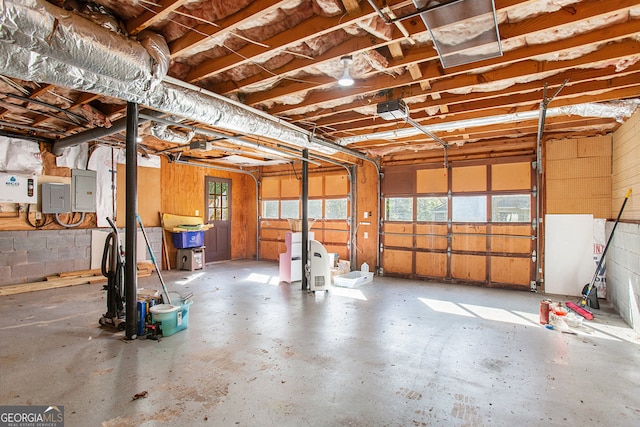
[25,204,48,228]
[55,212,86,228]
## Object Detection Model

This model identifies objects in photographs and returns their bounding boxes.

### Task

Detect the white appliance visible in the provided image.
[0,173,38,203]
[279,231,314,283]
[308,239,330,292]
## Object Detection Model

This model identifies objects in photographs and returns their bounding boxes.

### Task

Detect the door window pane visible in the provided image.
[208,182,229,221]
[325,198,347,219]
[262,200,278,219]
[492,195,531,222]
[281,200,300,219]
[386,197,413,221]
[452,196,486,222]
[417,197,448,221]
[308,199,322,219]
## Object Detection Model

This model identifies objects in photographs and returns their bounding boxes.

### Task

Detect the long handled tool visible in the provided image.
[567,189,632,318]
[580,188,631,307]
[137,214,172,305]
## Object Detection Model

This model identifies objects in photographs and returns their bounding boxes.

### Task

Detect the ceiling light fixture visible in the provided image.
[338,56,354,87]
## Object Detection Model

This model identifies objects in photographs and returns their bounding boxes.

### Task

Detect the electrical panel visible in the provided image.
[71,169,97,212]
[0,173,38,204]
[41,183,71,214]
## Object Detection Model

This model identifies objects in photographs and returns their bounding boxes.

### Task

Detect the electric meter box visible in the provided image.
[0,173,38,204]
[41,183,71,214]
[71,169,97,212]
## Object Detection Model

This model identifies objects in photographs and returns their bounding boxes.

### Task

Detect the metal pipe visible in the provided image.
[0,120,66,136]
[406,116,448,148]
[139,113,321,165]
[301,149,309,291]
[53,110,161,155]
[534,80,568,289]
[162,76,368,161]
[124,102,139,340]
[0,130,52,143]
[1,92,88,123]
[350,164,357,268]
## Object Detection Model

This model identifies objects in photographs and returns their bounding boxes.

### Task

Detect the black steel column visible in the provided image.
[125,102,139,339]
[301,149,309,290]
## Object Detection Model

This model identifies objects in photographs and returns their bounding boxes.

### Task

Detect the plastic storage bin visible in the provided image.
[333,271,373,288]
[172,231,205,248]
[150,300,193,336]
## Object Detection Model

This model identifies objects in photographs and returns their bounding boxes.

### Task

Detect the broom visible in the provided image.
[567,189,631,319]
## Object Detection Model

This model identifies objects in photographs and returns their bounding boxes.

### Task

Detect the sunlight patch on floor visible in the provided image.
[418,298,474,317]
[175,272,205,285]
[330,286,367,301]
[460,303,533,326]
[246,273,280,286]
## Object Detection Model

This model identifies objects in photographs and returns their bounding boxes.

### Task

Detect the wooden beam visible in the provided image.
[341,0,361,15]
[186,1,388,82]
[126,0,188,36]
[407,63,422,80]
[388,42,404,59]
[169,0,284,58]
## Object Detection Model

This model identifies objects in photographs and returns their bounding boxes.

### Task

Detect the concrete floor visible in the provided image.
[1,260,639,426]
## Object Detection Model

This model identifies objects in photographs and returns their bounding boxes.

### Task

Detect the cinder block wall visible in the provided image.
[608,108,640,333]
[0,227,162,286]
[606,223,640,334]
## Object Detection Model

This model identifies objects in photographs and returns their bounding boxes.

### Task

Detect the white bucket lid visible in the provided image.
[149,304,180,314]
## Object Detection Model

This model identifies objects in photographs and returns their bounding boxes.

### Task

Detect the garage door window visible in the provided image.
[307,199,323,219]
[281,200,300,219]
[417,197,448,221]
[491,195,530,222]
[386,197,413,221]
[325,198,348,219]
[262,200,278,219]
[452,196,486,222]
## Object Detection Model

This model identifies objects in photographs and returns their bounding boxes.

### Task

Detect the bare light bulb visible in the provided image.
[338,56,354,87]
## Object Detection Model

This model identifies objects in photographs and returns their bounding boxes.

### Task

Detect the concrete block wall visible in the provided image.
[606,222,640,334]
[0,227,162,286]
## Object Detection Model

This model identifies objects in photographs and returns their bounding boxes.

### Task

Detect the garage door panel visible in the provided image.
[416,252,447,277]
[384,223,413,247]
[383,249,413,274]
[491,257,531,286]
[491,225,532,253]
[452,225,487,252]
[416,224,448,249]
[451,254,486,281]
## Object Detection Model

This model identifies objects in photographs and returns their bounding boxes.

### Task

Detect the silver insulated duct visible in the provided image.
[0,0,340,155]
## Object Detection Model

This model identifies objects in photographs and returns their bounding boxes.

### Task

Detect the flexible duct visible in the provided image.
[150,121,195,144]
[0,0,166,92]
[337,100,640,145]
[0,0,354,157]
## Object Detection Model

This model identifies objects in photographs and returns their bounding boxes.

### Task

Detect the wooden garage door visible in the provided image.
[258,173,351,262]
[381,159,535,289]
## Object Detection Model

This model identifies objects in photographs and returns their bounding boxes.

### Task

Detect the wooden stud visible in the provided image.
[341,0,361,15]
[408,63,422,80]
[388,42,404,60]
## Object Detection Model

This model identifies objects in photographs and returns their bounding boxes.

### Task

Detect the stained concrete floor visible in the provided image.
[1,259,639,426]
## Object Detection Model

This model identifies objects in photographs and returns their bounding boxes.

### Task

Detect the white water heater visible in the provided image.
[0,173,38,203]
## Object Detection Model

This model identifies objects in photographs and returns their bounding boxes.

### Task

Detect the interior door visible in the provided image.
[205,177,231,262]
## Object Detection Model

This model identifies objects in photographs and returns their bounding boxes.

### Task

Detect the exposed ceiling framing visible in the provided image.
[0,0,638,167]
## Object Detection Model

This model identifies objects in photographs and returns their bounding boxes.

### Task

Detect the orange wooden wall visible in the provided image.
[160,157,257,262]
